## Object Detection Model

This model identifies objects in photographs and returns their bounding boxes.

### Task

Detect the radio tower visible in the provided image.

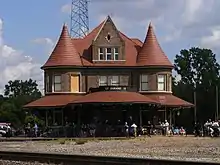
[70,0,89,38]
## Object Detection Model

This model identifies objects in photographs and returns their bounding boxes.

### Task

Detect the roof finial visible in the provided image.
[63,22,67,27]
[149,21,153,28]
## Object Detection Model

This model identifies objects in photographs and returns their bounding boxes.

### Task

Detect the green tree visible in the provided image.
[174,47,220,122]
[4,79,41,98]
[0,79,42,127]
[174,47,220,87]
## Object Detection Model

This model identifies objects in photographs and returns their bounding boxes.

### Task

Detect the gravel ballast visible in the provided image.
[0,136,220,163]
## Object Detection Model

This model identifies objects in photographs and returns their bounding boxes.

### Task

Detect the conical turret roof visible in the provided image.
[136,23,173,67]
[42,24,82,69]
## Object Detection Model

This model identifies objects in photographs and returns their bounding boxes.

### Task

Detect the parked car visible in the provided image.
[0,123,12,137]
[0,125,7,137]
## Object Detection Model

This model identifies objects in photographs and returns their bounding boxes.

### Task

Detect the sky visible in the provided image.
[0,0,220,94]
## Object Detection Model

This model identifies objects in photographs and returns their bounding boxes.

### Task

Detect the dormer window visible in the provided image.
[98,48,104,60]
[97,47,121,61]
[106,48,112,60]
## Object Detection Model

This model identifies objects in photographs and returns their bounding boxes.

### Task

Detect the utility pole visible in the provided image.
[216,85,219,120]
[194,89,197,122]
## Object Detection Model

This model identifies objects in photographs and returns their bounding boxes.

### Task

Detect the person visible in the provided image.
[194,122,201,137]
[131,123,137,137]
[173,127,179,135]
[164,120,169,136]
[212,120,219,137]
[204,119,213,137]
[34,123,38,137]
[179,127,186,136]
[146,121,152,137]
[124,122,129,137]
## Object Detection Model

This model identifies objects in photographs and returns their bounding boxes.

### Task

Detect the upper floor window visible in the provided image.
[53,75,61,92]
[46,75,49,92]
[114,48,119,60]
[98,48,104,60]
[157,75,166,91]
[140,74,148,91]
[111,76,119,86]
[169,75,172,92]
[106,48,112,60]
[99,76,107,86]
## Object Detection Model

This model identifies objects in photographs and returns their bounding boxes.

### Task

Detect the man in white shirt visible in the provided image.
[131,123,137,137]
[164,120,169,136]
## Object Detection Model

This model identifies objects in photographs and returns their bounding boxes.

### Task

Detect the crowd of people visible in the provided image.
[194,119,220,137]
[3,118,220,138]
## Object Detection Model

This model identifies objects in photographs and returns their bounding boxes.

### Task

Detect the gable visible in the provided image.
[93,16,124,46]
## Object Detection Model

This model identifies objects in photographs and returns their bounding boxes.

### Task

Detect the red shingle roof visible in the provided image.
[42,24,82,69]
[72,91,159,104]
[23,94,82,108]
[42,17,173,68]
[136,23,173,67]
[146,94,194,107]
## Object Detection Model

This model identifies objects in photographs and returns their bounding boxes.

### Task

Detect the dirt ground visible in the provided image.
[0,136,220,162]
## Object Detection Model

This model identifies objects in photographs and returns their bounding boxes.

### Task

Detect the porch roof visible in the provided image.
[24,94,82,108]
[71,91,159,104]
[146,94,194,107]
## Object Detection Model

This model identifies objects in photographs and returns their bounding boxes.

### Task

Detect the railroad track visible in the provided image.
[0,151,220,165]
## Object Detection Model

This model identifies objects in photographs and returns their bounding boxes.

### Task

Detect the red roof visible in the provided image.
[42,16,173,68]
[136,23,173,67]
[146,94,194,107]
[23,94,82,108]
[71,91,159,104]
[42,24,82,69]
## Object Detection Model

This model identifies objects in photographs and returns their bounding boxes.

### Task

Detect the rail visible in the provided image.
[0,151,220,165]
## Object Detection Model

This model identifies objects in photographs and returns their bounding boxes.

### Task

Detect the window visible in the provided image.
[111,76,119,86]
[157,75,166,91]
[106,48,112,60]
[114,48,119,60]
[46,75,49,92]
[140,74,148,91]
[169,75,172,91]
[98,48,104,60]
[53,75,61,92]
[99,76,107,86]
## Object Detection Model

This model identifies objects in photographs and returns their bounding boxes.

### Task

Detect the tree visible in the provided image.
[4,79,42,98]
[173,47,220,122]
[0,79,42,127]
[174,47,220,88]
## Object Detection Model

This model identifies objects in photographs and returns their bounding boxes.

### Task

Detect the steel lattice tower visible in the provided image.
[70,0,89,38]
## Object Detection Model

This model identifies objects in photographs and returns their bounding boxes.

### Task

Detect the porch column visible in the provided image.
[45,110,48,127]
[53,109,55,125]
[61,108,64,126]
[169,109,172,125]
[164,106,167,121]
[139,109,142,127]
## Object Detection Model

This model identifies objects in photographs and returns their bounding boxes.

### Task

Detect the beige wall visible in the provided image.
[44,68,172,94]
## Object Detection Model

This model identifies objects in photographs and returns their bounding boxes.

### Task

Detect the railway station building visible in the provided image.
[24,16,193,136]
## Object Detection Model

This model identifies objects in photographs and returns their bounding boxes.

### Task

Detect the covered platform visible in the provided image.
[23,87,194,137]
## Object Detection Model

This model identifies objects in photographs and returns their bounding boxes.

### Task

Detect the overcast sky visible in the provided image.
[0,0,220,94]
